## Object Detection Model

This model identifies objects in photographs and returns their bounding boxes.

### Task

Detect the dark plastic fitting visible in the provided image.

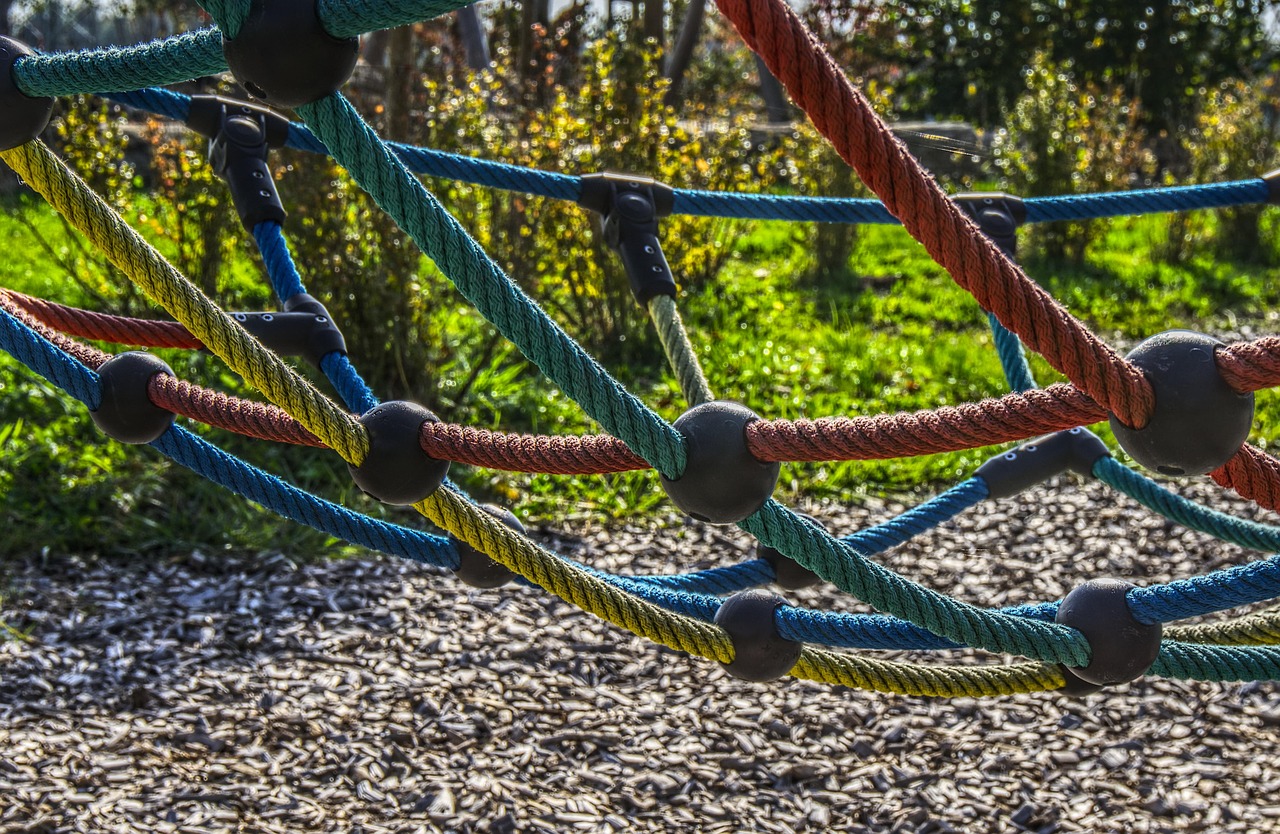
[452,504,521,589]
[186,95,290,146]
[954,192,1025,258]
[0,37,54,152]
[714,590,801,682]
[1055,578,1162,687]
[659,401,780,524]
[975,427,1110,500]
[90,351,176,444]
[1263,168,1280,205]
[578,172,677,304]
[231,310,346,367]
[348,401,449,505]
[222,0,359,109]
[757,512,823,590]
[1056,666,1105,697]
[1109,330,1254,476]
[191,96,291,230]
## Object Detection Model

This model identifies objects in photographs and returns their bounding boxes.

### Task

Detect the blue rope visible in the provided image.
[320,352,379,414]
[846,478,988,553]
[1128,556,1280,625]
[0,306,101,408]
[154,424,459,568]
[253,222,307,301]
[104,88,1274,227]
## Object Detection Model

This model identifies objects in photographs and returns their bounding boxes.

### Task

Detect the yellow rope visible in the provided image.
[794,647,1065,696]
[415,487,735,662]
[1166,608,1280,646]
[647,294,714,406]
[0,140,369,465]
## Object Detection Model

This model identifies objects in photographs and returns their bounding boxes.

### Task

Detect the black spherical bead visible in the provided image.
[714,590,802,682]
[757,512,823,590]
[453,505,521,589]
[348,401,448,506]
[1110,330,1253,476]
[222,0,359,108]
[90,352,176,445]
[1055,579,1162,687]
[659,401,779,524]
[0,36,54,152]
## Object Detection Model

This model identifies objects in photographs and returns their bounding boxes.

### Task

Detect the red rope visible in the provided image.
[714,0,1156,429]
[420,423,649,474]
[3,290,202,349]
[1217,338,1280,394]
[147,375,326,447]
[1210,444,1280,514]
[746,384,1106,461]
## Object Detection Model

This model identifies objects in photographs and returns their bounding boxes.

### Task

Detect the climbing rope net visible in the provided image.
[6,0,1280,698]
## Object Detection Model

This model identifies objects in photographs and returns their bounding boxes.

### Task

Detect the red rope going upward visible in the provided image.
[713,0,1156,430]
[1217,338,1280,394]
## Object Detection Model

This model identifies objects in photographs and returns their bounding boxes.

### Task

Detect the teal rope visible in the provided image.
[740,500,1091,666]
[295,92,687,477]
[197,0,250,39]
[12,30,226,98]
[317,0,471,38]
[1153,641,1280,682]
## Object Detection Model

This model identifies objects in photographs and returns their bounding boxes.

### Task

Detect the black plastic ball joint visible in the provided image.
[757,513,823,590]
[1110,330,1253,477]
[452,505,521,589]
[348,401,449,506]
[90,352,176,445]
[659,401,780,525]
[714,590,802,682]
[0,36,55,152]
[222,0,360,109]
[1055,578,1162,687]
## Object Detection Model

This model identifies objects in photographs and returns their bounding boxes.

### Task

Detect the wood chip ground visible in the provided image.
[2,479,1279,832]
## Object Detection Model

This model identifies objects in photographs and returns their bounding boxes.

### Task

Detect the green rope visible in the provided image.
[294,92,688,478]
[647,295,714,406]
[1167,609,1280,646]
[1153,641,1280,682]
[317,0,471,38]
[197,0,250,39]
[12,29,226,98]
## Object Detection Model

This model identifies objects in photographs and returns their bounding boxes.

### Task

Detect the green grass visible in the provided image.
[3,191,1280,558]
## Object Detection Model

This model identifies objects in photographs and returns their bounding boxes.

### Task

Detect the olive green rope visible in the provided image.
[647,294,714,406]
[0,140,369,465]
[795,647,1065,696]
[1167,608,1280,646]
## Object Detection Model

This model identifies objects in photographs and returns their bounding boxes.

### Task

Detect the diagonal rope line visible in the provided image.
[647,295,714,407]
[0,140,369,465]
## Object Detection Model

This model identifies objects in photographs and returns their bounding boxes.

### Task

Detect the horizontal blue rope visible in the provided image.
[104,88,1273,226]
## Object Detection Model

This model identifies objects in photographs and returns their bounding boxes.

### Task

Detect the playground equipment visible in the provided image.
[5,0,1280,697]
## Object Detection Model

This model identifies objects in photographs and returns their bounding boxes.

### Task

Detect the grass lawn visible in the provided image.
[3,188,1280,557]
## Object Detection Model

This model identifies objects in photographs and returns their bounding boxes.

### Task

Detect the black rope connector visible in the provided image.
[222,0,359,109]
[0,36,54,152]
[349,401,449,506]
[90,351,176,445]
[1109,330,1254,476]
[188,96,289,230]
[578,172,677,305]
[1055,578,1162,687]
[1262,169,1280,205]
[974,427,1110,500]
[452,504,521,589]
[230,308,345,368]
[954,192,1025,258]
[659,401,780,525]
[714,590,802,682]
[757,512,823,590]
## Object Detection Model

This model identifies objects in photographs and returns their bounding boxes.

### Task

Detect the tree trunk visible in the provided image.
[455,6,490,70]
[755,54,790,123]
[364,29,391,67]
[385,26,414,141]
[643,0,664,49]
[0,0,13,36]
[663,0,706,107]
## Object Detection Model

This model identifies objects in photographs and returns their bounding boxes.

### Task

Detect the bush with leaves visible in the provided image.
[994,53,1155,264]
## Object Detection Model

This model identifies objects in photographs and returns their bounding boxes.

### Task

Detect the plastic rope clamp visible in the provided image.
[230,309,346,367]
[1055,579,1162,687]
[190,97,288,230]
[954,192,1025,258]
[0,36,54,152]
[578,172,677,305]
[1262,169,1280,205]
[1109,330,1254,476]
[348,401,449,505]
[452,504,521,589]
[975,428,1110,500]
[90,352,176,445]
[659,401,780,524]
[222,0,360,109]
[757,512,823,590]
[714,590,802,682]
